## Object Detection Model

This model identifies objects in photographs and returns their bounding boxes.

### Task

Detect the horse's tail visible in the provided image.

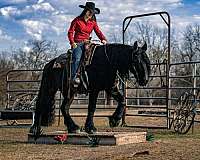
[35,58,59,126]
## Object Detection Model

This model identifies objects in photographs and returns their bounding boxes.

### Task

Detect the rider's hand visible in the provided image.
[102,40,107,44]
[71,43,77,49]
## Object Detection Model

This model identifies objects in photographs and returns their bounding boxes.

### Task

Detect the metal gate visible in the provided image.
[121,12,171,129]
[4,69,112,121]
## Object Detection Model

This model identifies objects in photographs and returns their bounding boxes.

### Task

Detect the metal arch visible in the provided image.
[122,11,171,129]
[122,11,170,64]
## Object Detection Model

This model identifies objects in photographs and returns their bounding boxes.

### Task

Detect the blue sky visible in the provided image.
[0,0,199,52]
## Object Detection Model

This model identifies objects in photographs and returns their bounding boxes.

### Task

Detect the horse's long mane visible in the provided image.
[92,43,132,73]
[107,43,132,77]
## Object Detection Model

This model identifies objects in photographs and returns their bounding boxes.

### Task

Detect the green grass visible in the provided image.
[146,126,200,140]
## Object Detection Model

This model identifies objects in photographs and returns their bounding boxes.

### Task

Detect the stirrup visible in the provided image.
[73,77,80,88]
[74,77,80,84]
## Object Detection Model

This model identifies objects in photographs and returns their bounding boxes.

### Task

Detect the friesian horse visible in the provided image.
[30,41,151,137]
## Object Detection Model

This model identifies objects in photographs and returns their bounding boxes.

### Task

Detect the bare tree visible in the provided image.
[0,51,14,107]
[8,39,62,102]
[182,24,200,61]
[172,24,200,97]
[0,51,14,70]
[12,39,61,69]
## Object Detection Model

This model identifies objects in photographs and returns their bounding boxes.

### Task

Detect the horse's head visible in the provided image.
[129,41,151,86]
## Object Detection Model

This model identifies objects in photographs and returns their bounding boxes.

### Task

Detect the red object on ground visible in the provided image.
[54,133,68,143]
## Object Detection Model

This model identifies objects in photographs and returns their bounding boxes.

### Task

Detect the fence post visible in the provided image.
[168,64,172,128]
[193,63,197,96]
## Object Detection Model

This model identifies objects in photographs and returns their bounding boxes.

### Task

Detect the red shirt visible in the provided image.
[68,17,107,45]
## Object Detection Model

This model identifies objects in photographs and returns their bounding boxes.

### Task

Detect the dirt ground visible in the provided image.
[0,117,200,160]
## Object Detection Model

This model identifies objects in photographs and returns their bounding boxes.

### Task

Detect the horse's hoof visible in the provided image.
[85,126,97,134]
[29,125,42,134]
[68,125,80,134]
[29,126,34,134]
[108,116,121,128]
[29,125,43,140]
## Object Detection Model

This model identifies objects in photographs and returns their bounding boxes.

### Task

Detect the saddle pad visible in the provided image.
[84,43,100,66]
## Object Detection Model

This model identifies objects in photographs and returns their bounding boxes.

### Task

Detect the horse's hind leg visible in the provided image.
[30,86,58,138]
[60,90,80,133]
[29,101,43,139]
[29,77,48,137]
[85,90,99,134]
[107,86,125,127]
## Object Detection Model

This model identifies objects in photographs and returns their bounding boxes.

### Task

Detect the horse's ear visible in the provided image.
[133,41,138,50]
[141,42,147,51]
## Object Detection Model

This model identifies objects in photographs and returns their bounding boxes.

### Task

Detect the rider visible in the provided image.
[68,2,107,85]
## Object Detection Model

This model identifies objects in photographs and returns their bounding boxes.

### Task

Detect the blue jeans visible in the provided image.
[71,43,85,80]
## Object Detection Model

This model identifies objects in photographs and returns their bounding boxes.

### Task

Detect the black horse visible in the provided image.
[30,41,151,137]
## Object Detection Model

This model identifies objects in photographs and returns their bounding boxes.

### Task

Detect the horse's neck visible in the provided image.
[110,44,130,64]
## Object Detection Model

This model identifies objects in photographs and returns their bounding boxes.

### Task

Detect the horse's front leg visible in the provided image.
[85,90,99,134]
[107,86,125,127]
[60,92,80,133]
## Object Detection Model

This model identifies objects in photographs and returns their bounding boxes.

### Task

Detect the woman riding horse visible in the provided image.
[30,41,151,138]
[68,2,107,85]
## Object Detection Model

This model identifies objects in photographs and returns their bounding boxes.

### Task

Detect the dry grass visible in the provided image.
[0,117,200,160]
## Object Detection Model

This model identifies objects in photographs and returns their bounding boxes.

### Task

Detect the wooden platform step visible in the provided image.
[28,131,147,145]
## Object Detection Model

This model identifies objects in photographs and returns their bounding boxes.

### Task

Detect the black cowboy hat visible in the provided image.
[79,2,100,14]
